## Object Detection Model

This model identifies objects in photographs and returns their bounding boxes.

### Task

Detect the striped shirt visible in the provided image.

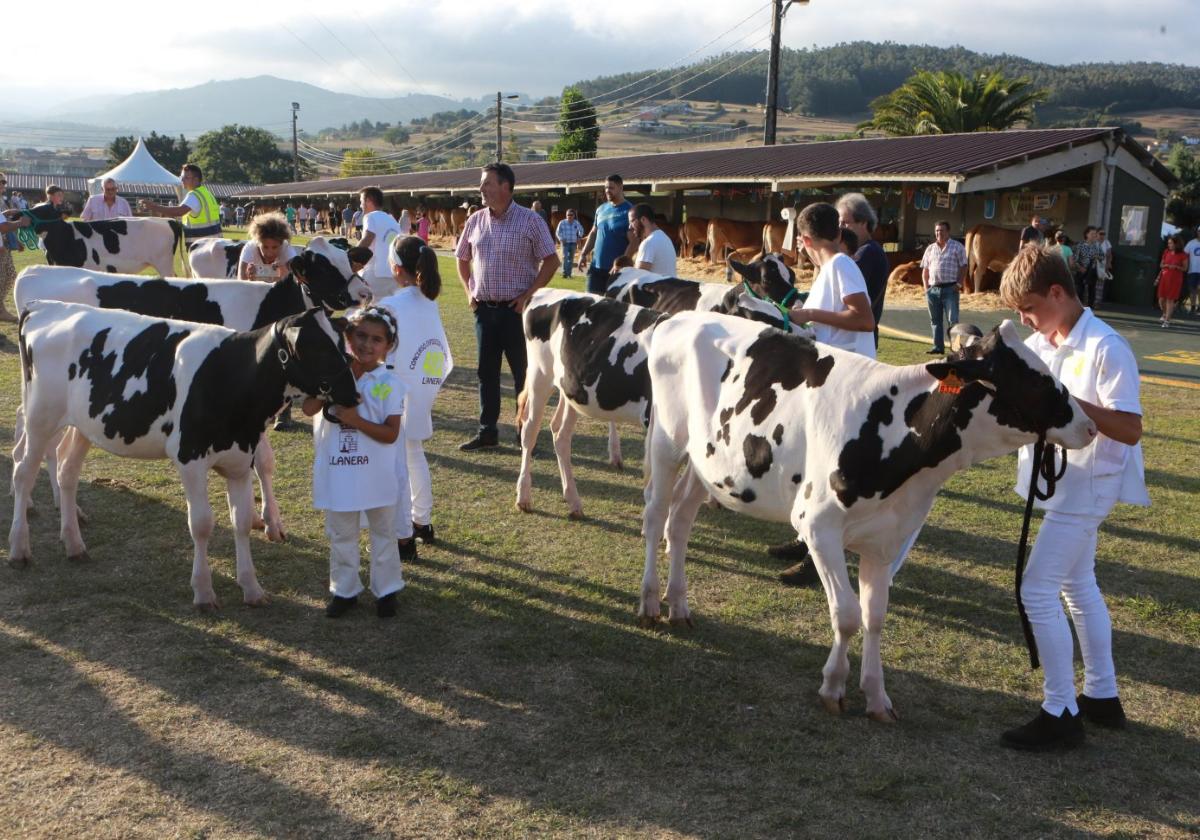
[456,200,557,302]
[920,238,967,287]
[555,218,584,245]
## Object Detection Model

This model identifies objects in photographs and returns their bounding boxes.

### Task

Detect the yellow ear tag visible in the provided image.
[938,371,965,394]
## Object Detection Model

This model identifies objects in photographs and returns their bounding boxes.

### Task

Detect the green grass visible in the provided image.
[0,241,1197,838]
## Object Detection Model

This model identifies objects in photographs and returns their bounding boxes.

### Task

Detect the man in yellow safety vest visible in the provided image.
[141,163,222,242]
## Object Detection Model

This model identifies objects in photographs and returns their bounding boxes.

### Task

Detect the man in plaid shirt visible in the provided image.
[920,219,968,354]
[455,162,560,451]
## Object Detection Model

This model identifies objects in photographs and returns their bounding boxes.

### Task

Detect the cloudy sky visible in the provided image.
[7,0,1197,115]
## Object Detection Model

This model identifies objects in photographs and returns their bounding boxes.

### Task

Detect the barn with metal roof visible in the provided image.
[237,127,1174,303]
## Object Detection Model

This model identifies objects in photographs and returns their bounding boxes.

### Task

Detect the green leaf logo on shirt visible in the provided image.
[370,382,393,400]
[423,351,445,378]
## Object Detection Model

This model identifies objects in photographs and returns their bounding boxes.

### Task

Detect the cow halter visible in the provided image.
[1014,434,1067,670]
[270,322,332,399]
[741,280,797,331]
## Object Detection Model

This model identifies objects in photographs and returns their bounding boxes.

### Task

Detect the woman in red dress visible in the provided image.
[1156,235,1187,328]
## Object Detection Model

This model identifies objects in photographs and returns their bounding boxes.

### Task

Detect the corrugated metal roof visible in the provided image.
[234,127,1173,198]
[2,173,251,199]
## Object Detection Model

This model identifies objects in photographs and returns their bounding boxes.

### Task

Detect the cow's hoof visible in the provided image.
[66,551,92,564]
[567,509,584,521]
[669,616,695,629]
[820,694,848,716]
[515,501,532,514]
[8,555,31,570]
[244,592,271,607]
[194,600,221,612]
[867,707,900,724]
[266,527,287,544]
[251,516,267,532]
[637,613,660,629]
[610,459,625,472]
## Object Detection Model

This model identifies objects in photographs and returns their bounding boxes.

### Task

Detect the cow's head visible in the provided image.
[728,254,796,307]
[289,237,372,311]
[274,307,359,407]
[604,265,662,299]
[926,320,1096,450]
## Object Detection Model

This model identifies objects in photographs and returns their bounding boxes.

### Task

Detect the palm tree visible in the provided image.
[859,70,1049,136]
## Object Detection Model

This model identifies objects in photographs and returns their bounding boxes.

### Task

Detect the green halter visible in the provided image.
[742,280,798,331]
[14,210,48,251]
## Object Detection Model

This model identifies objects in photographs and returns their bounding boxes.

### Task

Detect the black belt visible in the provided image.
[478,299,516,307]
[933,282,959,288]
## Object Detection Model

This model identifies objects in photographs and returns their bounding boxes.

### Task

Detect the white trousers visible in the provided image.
[1022,495,1118,716]
[406,438,433,526]
[327,506,404,598]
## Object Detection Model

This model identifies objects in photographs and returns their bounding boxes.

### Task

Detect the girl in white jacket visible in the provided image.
[380,235,454,544]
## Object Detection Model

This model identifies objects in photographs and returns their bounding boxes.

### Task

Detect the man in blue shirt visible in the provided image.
[577,174,633,294]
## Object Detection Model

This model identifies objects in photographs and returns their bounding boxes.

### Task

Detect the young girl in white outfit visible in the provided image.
[378,235,453,544]
[303,307,409,619]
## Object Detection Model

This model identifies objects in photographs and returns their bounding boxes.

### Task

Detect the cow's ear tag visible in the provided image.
[938,371,965,394]
[277,348,290,365]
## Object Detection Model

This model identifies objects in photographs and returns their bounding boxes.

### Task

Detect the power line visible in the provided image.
[351,10,427,95]
[279,20,373,97]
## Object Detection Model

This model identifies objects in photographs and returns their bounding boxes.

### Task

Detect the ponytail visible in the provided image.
[390,234,441,300]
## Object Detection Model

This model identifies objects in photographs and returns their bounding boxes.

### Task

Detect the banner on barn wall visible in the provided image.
[999,191,1070,227]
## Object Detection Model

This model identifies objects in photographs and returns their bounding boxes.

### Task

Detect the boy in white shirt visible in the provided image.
[358,186,402,298]
[787,202,876,359]
[998,245,1149,750]
[628,203,678,277]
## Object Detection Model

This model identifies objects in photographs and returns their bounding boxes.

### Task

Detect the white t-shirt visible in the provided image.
[1186,238,1200,274]
[239,239,299,278]
[378,285,454,440]
[312,365,406,512]
[634,228,677,277]
[805,252,875,359]
[181,192,202,214]
[362,209,402,280]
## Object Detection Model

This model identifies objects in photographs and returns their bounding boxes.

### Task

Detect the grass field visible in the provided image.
[1,241,1197,838]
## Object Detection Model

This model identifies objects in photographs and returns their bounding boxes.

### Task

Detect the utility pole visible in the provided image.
[291,101,300,181]
[764,0,807,146]
[496,91,502,163]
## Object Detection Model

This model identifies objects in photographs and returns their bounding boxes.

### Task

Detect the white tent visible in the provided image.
[88,138,182,197]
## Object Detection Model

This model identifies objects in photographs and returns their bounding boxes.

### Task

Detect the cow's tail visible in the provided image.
[169,219,186,276]
[11,308,33,497]
[642,404,656,487]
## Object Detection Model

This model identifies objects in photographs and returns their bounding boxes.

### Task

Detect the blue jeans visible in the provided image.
[561,242,576,277]
[586,266,610,295]
[474,302,527,435]
[926,284,959,351]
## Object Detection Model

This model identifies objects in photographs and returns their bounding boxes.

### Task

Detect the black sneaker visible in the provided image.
[412,522,435,544]
[376,592,398,618]
[1000,707,1084,751]
[325,595,358,618]
[398,537,418,563]
[767,539,809,561]
[926,347,945,355]
[778,559,821,588]
[459,432,499,451]
[1077,694,1126,729]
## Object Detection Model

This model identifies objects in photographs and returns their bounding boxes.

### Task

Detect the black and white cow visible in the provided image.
[9,302,358,608]
[12,237,371,541]
[640,315,1096,720]
[594,255,805,470]
[20,202,181,275]
[514,274,814,518]
[187,237,246,278]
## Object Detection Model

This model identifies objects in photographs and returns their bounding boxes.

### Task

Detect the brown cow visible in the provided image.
[762,221,801,267]
[679,217,708,258]
[965,224,1021,293]
[656,219,681,251]
[706,218,762,264]
[888,260,923,287]
[450,207,468,237]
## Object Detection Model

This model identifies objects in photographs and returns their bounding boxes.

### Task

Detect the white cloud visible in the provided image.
[7,0,1199,112]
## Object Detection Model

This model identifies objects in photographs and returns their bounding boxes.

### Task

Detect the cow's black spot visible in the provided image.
[730,487,757,503]
[90,220,128,255]
[161,422,174,435]
[717,407,734,445]
[705,442,715,457]
[743,434,773,479]
[18,310,33,383]
[626,278,702,314]
[106,265,117,274]
[830,385,988,508]
[225,242,247,278]
[41,220,88,267]
[733,330,835,425]
[97,279,226,325]
[792,473,802,484]
[890,385,898,396]
[630,307,660,334]
[554,298,664,417]
[76,322,191,444]
[68,362,76,379]
[772,424,784,445]
[720,359,734,383]
[91,248,99,264]
[525,303,557,342]
[251,276,312,328]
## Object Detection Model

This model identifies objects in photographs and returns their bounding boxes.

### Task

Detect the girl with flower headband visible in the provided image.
[377,235,454,545]
[302,306,411,619]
